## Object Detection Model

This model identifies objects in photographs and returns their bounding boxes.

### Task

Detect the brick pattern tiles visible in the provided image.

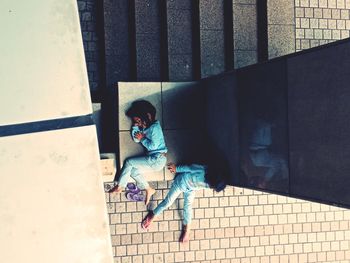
[106,182,350,263]
[295,0,350,51]
[77,0,100,93]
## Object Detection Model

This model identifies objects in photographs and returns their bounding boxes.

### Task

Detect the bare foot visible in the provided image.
[109,185,122,194]
[141,211,155,230]
[179,225,190,243]
[145,187,156,206]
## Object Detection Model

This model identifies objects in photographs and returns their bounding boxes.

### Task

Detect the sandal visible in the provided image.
[126,182,141,194]
[126,192,145,202]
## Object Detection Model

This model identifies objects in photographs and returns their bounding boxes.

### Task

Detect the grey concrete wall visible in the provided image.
[233,0,258,68]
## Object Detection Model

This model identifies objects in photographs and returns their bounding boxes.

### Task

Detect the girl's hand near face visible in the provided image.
[134,131,145,140]
[167,163,176,174]
[138,121,147,129]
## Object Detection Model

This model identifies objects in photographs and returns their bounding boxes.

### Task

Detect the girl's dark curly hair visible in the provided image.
[205,159,228,192]
[126,100,156,127]
[202,142,229,192]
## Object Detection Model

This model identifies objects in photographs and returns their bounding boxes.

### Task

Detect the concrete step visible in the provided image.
[103,0,132,85]
[199,0,226,78]
[166,0,194,81]
[134,0,162,81]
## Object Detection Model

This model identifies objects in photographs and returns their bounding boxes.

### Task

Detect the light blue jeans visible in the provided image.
[118,153,166,189]
[153,174,196,225]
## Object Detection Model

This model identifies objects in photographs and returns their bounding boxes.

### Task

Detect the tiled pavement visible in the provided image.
[105,182,350,263]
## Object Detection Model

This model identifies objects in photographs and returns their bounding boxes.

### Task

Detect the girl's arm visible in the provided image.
[176,164,205,174]
[131,126,142,143]
[140,124,162,149]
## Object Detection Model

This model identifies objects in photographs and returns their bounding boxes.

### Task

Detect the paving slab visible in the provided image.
[118,82,162,131]
[161,82,203,130]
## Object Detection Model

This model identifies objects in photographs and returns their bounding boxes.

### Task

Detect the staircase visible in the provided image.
[103,0,234,84]
[100,0,266,152]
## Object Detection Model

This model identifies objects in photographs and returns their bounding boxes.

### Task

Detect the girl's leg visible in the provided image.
[180,190,196,243]
[153,181,183,215]
[180,224,191,243]
[183,190,195,225]
[130,168,155,205]
[117,156,154,189]
[142,181,182,229]
[130,168,150,189]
